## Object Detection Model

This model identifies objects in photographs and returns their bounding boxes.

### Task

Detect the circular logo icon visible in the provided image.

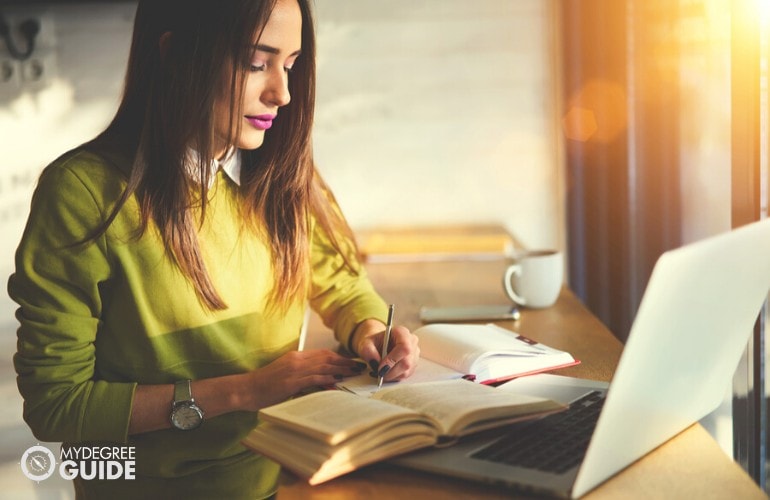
[20,445,57,481]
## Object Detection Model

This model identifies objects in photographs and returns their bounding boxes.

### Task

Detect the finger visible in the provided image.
[314,356,368,377]
[388,325,411,343]
[304,349,364,369]
[376,353,397,380]
[293,373,345,393]
[379,327,419,381]
[356,335,383,373]
[358,325,415,377]
[377,325,410,360]
[293,361,368,393]
[379,348,419,381]
[383,326,416,358]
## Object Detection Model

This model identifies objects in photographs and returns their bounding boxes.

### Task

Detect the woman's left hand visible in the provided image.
[351,319,420,382]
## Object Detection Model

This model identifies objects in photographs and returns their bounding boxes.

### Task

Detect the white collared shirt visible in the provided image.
[186,148,242,187]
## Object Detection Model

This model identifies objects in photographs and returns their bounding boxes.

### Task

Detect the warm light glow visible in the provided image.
[760,0,770,23]
[562,79,627,144]
[562,107,598,142]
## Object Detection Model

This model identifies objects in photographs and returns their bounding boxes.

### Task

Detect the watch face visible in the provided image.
[171,404,203,430]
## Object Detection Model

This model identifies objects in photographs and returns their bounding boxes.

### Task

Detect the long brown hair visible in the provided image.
[90,0,359,311]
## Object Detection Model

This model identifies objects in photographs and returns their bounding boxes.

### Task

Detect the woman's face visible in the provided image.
[214,0,302,158]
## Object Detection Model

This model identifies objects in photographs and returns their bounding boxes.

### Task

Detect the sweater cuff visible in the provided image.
[335,298,389,355]
[81,381,137,443]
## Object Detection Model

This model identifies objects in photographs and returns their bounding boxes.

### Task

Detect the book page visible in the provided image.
[244,418,438,485]
[335,357,465,396]
[372,379,559,436]
[415,323,574,381]
[258,390,420,445]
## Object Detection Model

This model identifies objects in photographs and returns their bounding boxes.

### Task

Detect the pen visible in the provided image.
[378,304,395,389]
[297,306,311,351]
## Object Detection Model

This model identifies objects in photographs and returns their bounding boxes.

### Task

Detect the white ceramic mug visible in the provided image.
[503,250,563,308]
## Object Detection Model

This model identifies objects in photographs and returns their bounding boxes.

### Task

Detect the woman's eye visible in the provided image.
[249,63,266,72]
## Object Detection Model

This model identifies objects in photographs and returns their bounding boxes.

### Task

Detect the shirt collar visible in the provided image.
[218,148,242,186]
[186,148,242,187]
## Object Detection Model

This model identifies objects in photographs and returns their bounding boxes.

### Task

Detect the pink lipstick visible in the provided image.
[246,114,276,130]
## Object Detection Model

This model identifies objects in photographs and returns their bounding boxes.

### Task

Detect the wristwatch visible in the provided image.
[170,379,204,430]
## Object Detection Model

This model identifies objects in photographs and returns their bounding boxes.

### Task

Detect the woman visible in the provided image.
[9,0,419,498]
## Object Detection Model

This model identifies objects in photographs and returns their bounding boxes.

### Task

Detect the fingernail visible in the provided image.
[368,359,379,372]
[334,374,344,380]
[369,370,376,378]
[378,365,390,378]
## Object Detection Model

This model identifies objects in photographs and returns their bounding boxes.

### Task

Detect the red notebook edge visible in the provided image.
[478,358,582,386]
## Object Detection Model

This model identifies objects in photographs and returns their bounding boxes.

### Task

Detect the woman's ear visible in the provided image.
[159,31,172,59]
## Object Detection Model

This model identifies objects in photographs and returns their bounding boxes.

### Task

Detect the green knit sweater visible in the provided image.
[9,143,388,499]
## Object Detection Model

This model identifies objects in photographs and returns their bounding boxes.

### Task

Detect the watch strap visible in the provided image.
[174,379,193,403]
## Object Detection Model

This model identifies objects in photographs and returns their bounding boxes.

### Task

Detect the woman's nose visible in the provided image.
[264,69,291,107]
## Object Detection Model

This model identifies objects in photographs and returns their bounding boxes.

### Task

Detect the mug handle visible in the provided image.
[503,264,527,305]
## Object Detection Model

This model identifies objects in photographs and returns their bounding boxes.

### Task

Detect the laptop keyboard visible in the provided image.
[471,390,606,474]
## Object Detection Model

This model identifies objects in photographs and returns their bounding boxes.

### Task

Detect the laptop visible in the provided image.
[393,218,770,498]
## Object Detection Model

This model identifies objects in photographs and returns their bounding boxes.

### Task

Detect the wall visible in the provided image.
[312,1,563,249]
[0,0,563,325]
[0,2,137,323]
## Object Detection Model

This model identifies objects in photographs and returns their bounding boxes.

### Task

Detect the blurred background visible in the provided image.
[0,0,767,498]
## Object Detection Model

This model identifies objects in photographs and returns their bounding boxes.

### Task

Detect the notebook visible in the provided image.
[393,218,770,498]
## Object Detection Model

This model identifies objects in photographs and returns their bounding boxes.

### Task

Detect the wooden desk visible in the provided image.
[286,258,766,499]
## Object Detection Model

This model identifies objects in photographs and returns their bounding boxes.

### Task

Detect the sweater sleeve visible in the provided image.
[307,220,389,352]
[8,158,136,444]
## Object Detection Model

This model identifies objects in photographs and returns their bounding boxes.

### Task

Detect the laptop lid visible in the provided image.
[572,218,770,497]
[393,218,770,498]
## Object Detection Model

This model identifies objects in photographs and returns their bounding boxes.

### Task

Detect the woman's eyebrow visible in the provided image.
[254,44,302,57]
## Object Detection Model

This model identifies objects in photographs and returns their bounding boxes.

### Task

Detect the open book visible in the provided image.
[242,379,563,485]
[337,323,579,395]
